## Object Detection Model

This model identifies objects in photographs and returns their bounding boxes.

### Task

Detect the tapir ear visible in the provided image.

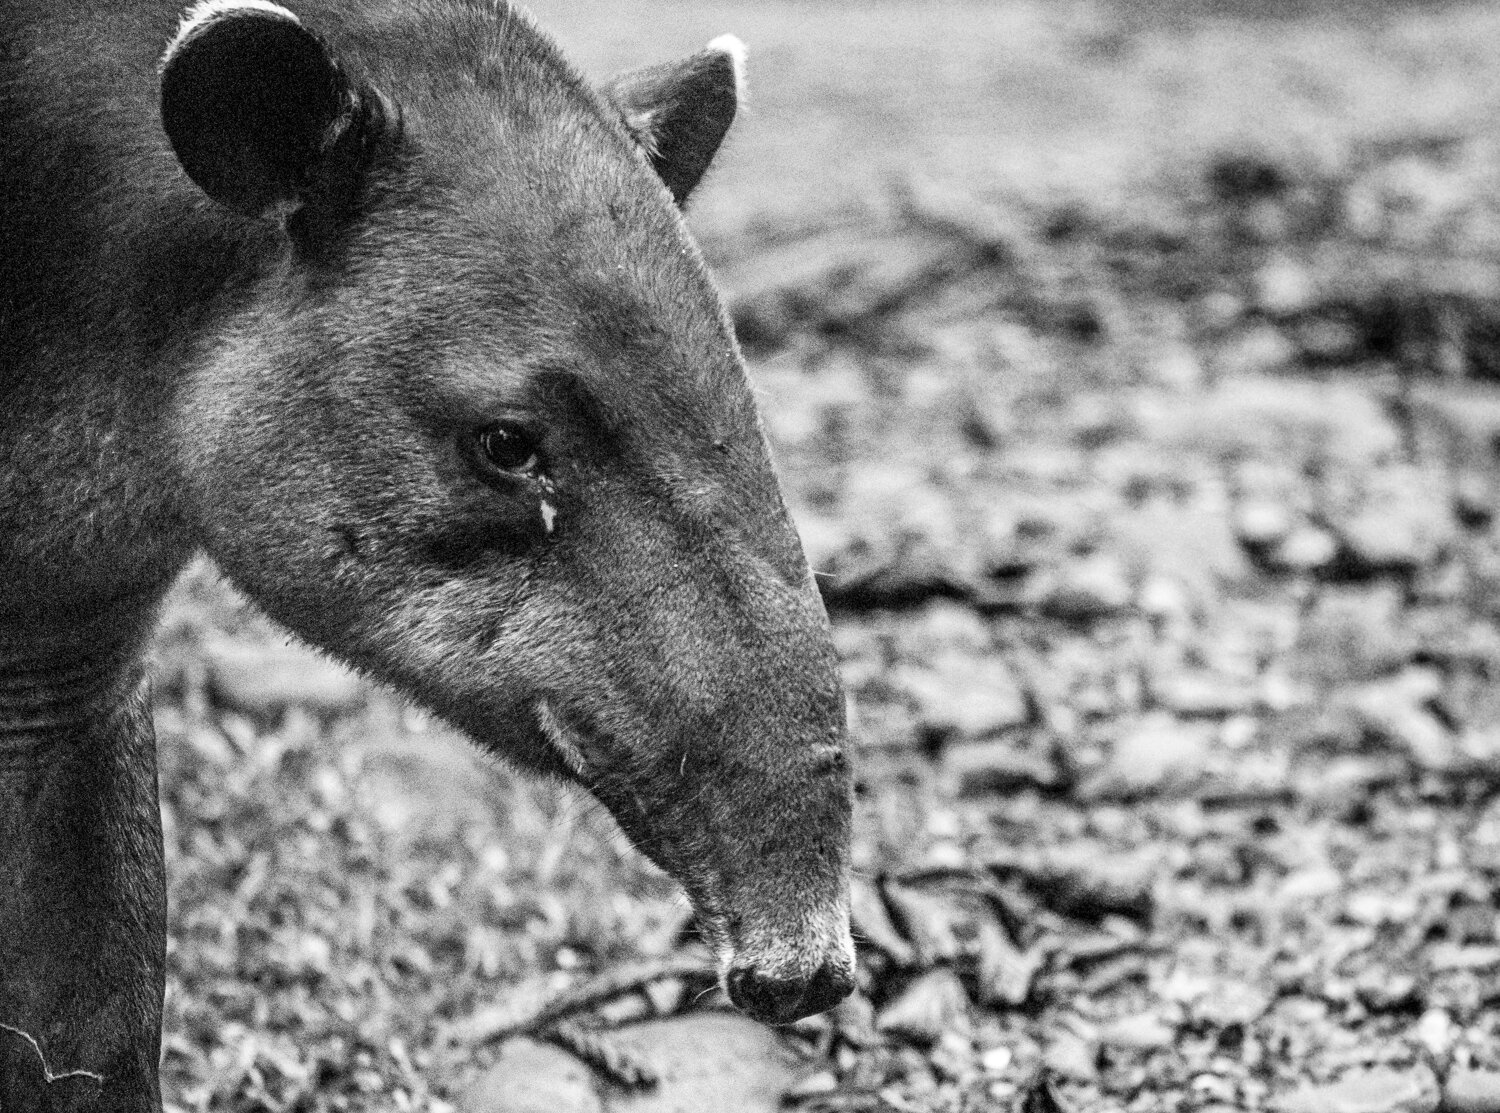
[605,35,744,206]
[159,0,368,220]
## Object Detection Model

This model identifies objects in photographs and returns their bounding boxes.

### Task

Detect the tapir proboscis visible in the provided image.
[0,0,856,1106]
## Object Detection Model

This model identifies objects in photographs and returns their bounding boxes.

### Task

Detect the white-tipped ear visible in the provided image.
[706,34,747,101]
[160,0,365,219]
[604,39,745,207]
[165,0,302,59]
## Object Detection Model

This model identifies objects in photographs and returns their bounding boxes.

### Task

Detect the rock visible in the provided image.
[820,538,976,611]
[1098,1012,1176,1052]
[1295,314,1365,365]
[783,1072,839,1102]
[1030,553,1133,621]
[1267,524,1339,574]
[1196,289,1247,331]
[974,917,1043,1007]
[1254,256,1317,317]
[607,1016,809,1113]
[1442,1068,1500,1113]
[1151,671,1258,718]
[1291,586,1415,686]
[1427,943,1500,972]
[1454,470,1495,530]
[849,876,916,967]
[1335,509,1447,579]
[206,637,367,718]
[896,653,1029,741]
[1234,499,1295,550]
[1192,980,1273,1029]
[946,740,1060,796]
[1077,713,1215,801]
[1273,1066,1439,1113]
[989,846,1156,922]
[905,601,995,656]
[1353,970,1419,1012]
[1345,886,1422,927]
[464,1038,604,1113]
[876,969,971,1044]
[1345,672,1459,770]
[1215,324,1297,378]
[881,883,963,966]
[1043,1030,1099,1083]
[1137,574,1195,628]
[827,992,881,1049]
[1414,1009,1453,1058]
[979,1044,1013,1074]
[1148,339,1206,392]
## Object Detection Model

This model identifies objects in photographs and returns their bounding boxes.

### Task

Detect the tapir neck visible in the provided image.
[0,600,158,755]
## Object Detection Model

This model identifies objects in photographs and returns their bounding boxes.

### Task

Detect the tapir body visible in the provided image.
[0,1,854,1108]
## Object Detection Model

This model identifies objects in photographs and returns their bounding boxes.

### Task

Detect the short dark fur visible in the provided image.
[0,2,853,1108]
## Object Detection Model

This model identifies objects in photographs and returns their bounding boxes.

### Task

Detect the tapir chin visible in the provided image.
[0,0,856,1106]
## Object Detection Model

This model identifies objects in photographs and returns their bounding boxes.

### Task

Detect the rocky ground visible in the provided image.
[147,2,1500,1111]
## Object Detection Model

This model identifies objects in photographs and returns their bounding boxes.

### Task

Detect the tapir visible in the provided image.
[0,0,856,1107]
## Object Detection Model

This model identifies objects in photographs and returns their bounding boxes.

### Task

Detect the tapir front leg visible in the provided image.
[0,619,167,1113]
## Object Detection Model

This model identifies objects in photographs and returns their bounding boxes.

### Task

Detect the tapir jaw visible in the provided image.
[535,698,857,1025]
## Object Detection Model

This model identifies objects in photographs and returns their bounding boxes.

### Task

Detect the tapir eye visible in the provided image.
[475,423,542,476]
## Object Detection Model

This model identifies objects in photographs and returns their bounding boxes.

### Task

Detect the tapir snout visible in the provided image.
[526,511,858,1024]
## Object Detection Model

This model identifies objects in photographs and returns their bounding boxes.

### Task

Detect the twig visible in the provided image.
[454,955,716,1047]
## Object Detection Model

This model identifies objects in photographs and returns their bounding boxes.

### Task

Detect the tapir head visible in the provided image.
[159,1,854,1022]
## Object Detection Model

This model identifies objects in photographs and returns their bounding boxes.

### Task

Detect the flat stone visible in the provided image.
[1443,1068,1500,1113]
[1346,674,1459,770]
[1215,324,1297,377]
[876,969,972,1044]
[464,1016,810,1113]
[1268,524,1339,573]
[206,637,366,718]
[1151,670,1258,718]
[1234,499,1295,549]
[1043,1030,1098,1083]
[897,653,1029,741]
[464,1038,604,1113]
[1192,980,1273,1029]
[946,739,1060,796]
[1030,553,1133,621]
[604,1016,808,1113]
[1078,713,1215,800]
[1253,256,1317,317]
[1274,1066,1438,1113]
[1098,1012,1176,1052]
[1295,314,1364,364]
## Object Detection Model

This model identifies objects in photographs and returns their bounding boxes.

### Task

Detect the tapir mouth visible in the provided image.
[532,698,857,1024]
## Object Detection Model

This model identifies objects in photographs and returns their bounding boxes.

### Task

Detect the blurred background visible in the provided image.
[154,2,1500,1110]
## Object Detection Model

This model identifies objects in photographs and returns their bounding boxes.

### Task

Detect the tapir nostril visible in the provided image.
[728,961,855,1025]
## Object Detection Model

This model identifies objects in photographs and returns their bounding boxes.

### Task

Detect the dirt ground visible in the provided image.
[151,1,1500,1110]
